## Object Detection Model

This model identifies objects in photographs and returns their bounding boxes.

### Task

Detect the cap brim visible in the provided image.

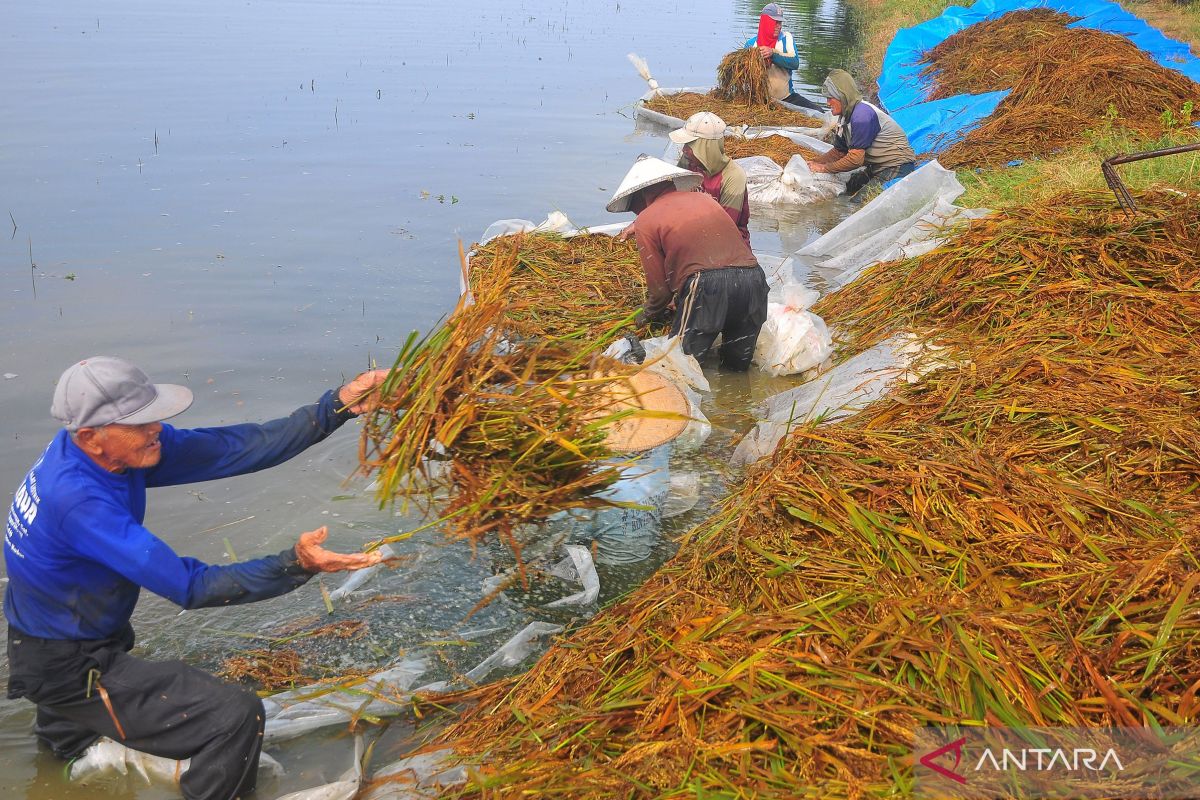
[668,127,701,144]
[118,384,194,425]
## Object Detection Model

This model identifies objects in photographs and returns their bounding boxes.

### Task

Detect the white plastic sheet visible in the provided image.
[795,161,990,288]
[329,543,397,601]
[361,751,468,800]
[463,621,563,683]
[262,658,428,743]
[753,283,832,377]
[273,736,364,800]
[733,335,927,465]
[545,544,601,608]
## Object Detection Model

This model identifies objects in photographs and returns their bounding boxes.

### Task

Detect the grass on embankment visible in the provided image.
[850,0,1200,207]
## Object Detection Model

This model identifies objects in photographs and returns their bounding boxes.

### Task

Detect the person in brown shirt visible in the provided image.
[607,156,769,371]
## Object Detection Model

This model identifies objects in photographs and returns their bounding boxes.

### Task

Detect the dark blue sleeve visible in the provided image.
[65,496,313,609]
[177,548,314,608]
[847,104,882,151]
[144,389,355,488]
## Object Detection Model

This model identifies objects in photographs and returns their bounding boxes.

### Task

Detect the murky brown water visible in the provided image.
[0,0,860,795]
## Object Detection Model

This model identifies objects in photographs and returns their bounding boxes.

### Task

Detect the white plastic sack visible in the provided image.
[262,658,428,743]
[639,335,709,392]
[753,284,832,377]
[796,161,990,288]
[743,153,847,206]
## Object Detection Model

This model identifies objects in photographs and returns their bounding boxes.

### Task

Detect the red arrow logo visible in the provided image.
[920,735,968,785]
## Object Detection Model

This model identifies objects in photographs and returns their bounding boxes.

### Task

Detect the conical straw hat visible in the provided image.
[606,155,703,213]
[598,370,690,453]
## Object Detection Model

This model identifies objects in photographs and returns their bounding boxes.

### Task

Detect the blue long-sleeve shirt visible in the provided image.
[744,32,800,94]
[4,389,355,641]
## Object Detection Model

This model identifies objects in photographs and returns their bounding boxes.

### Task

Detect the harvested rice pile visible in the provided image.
[359,245,645,557]
[419,192,1200,797]
[920,11,1200,167]
[919,9,1080,99]
[468,233,644,340]
[714,47,772,105]
[644,91,823,129]
[724,135,820,166]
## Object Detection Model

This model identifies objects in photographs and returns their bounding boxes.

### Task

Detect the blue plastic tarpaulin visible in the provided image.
[878,0,1200,154]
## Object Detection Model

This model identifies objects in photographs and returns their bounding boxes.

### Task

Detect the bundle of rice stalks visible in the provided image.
[644,91,823,128]
[415,192,1200,797]
[467,233,644,341]
[359,248,649,557]
[724,134,820,166]
[919,9,1081,99]
[924,16,1200,167]
[715,47,772,104]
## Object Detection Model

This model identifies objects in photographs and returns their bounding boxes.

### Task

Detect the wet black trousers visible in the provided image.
[671,266,769,371]
[7,625,265,800]
[846,161,917,196]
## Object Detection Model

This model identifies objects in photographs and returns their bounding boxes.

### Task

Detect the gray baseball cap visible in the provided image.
[51,356,193,431]
[762,3,785,22]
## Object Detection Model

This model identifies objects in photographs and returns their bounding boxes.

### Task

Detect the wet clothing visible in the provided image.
[633,189,767,370]
[632,189,759,322]
[672,267,769,370]
[846,161,916,196]
[9,624,265,800]
[4,390,351,641]
[679,138,751,246]
[3,388,354,800]
[822,68,916,179]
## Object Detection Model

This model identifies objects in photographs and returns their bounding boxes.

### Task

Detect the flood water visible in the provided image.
[0,0,859,796]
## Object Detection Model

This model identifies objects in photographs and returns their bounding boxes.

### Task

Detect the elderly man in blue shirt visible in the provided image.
[4,356,388,800]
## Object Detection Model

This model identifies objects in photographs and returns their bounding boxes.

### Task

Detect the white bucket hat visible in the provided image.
[668,111,728,145]
[606,155,703,213]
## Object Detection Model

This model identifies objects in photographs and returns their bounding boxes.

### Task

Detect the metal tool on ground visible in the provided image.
[1102,142,1200,216]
